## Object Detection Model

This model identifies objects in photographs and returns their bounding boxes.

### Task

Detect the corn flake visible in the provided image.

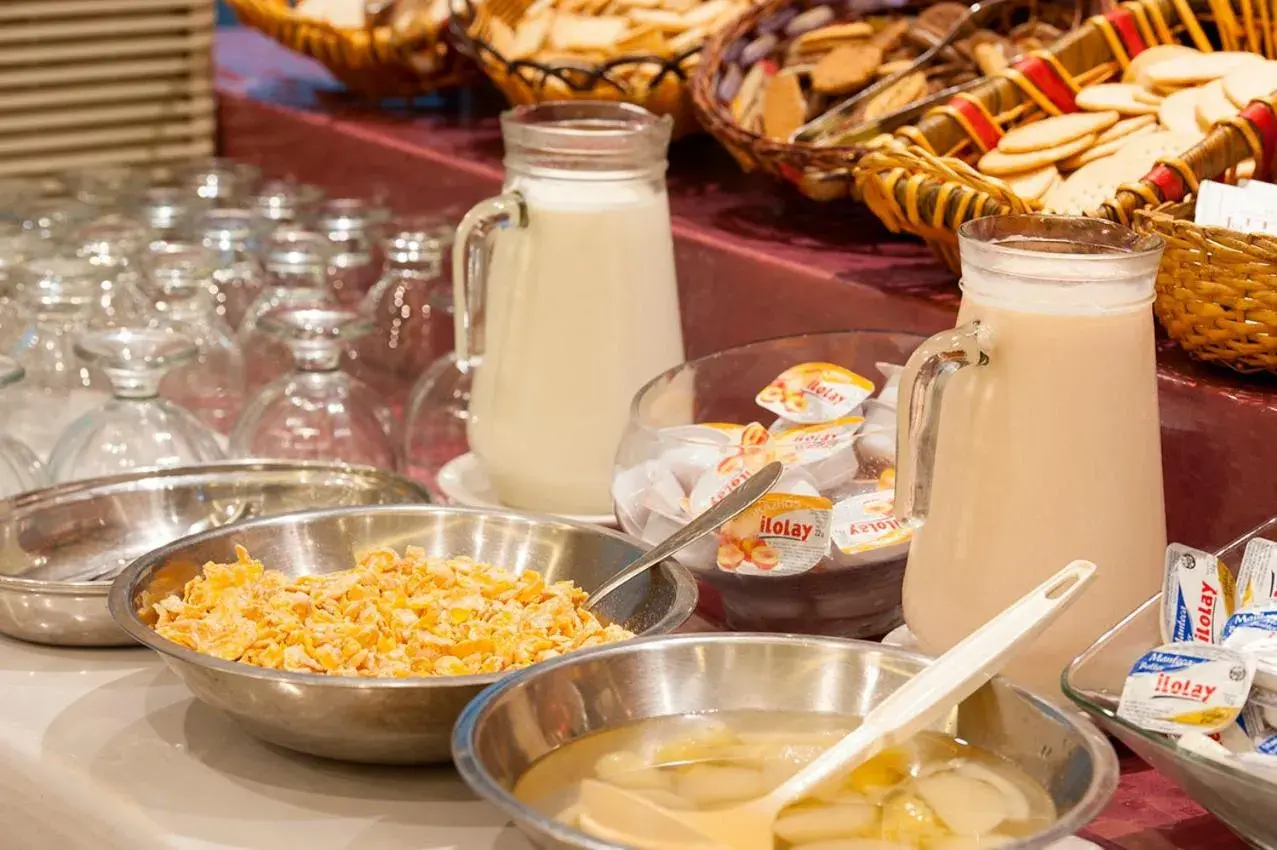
[152,545,634,678]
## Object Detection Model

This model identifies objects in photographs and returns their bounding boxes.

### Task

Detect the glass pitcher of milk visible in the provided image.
[896,215,1167,699]
[453,102,685,516]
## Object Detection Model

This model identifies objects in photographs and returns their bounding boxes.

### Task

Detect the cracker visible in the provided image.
[1132,89,1164,106]
[860,70,926,121]
[997,111,1118,154]
[1222,60,1277,107]
[1146,51,1266,87]
[549,14,630,50]
[1195,78,1238,130]
[732,61,770,121]
[792,21,873,52]
[487,16,517,56]
[1095,113,1156,144]
[810,43,882,94]
[1043,131,1200,214]
[1059,124,1157,170]
[1002,164,1059,200]
[509,14,553,58]
[1075,83,1160,115]
[762,70,807,140]
[1124,44,1199,86]
[979,133,1097,175]
[1158,86,1203,135]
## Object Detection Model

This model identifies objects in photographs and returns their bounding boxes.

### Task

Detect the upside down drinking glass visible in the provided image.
[230,306,396,468]
[46,328,225,484]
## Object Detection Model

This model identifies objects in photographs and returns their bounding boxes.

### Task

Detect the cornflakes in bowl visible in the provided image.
[109,504,697,764]
[152,545,634,677]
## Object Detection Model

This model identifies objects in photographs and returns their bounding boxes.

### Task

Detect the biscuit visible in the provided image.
[997,111,1118,154]
[1003,164,1059,200]
[1222,60,1277,108]
[1075,83,1160,115]
[762,70,807,140]
[1195,78,1238,130]
[1095,113,1156,144]
[1158,86,1203,136]
[1146,51,1266,87]
[978,133,1096,175]
[810,43,882,94]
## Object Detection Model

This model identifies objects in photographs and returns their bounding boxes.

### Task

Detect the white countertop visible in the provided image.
[0,635,529,850]
[0,633,1099,850]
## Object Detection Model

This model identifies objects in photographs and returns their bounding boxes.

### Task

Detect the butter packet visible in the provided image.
[830,489,912,565]
[1222,604,1277,653]
[1242,686,1277,756]
[715,491,833,577]
[1117,642,1255,735]
[1161,543,1236,645]
[1238,538,1277,609]
[755,362,874,425]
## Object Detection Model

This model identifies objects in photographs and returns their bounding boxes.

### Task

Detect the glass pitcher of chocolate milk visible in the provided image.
[453,102,684,516]
[896,216,1167,699]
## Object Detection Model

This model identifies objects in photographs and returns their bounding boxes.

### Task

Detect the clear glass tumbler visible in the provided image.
[139,186,205,253]
[402,352,471,494]
[0,356,46,498]
[147,244,245,438]
[70,215,156,329]
[198,208,265,329]
[62,165,149,213]
[230,306,396,468]
[7,258,111,459]
[251,178,325,238]
[347,219,453,421]
[181,158,261,208]
[21,198,95,243]
[318,198,390,305]
[47,328,225,483]
[239,226,333,394]
[0,231,50,352]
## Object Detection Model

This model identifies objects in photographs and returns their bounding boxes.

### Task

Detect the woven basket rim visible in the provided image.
[449,0,706,91]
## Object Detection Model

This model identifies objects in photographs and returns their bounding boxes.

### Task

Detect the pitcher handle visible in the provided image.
[452,192,527,370]
[895,321,991,526]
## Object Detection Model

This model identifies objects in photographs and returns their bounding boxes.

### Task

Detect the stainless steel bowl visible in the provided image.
[454,633,1120,850]
[1065,515,1277,849]
[109,504,699,765]
[0,461,428,647]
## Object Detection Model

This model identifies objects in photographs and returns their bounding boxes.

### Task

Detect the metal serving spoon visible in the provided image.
[578,559,1099,850]
[587,461,783,610]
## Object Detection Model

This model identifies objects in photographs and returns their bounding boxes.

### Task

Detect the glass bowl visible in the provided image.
[613,330,923,637]
[1064,514,1277,850]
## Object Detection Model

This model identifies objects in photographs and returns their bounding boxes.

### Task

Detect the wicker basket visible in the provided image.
[451,0,721,135]
[854,0,1274,271]
[225,0,472,98]
[1138,199,1277,373]
[690,0,1090,201]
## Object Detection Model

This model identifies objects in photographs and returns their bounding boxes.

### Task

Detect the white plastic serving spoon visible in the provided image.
[577,559,1099,850]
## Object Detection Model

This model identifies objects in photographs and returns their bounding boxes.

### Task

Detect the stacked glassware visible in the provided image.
[0,160,472,498]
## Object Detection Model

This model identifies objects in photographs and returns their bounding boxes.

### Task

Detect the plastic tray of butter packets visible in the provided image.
[1064,514,1277,850]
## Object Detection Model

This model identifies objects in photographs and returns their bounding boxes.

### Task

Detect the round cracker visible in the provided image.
[1075,83,1160,115]
[1043,131,1202,214]
[1003,164,1060,200]
[1146,51,1266,87]
[1133,89,1164,106]
[979,133,1097,175]
[1059,124,1159,170]
[1195,78,1239,130]
[1158,86,1204,135]
[1124,44,1200,86]
[1095,113,1156,144]
[1222,60,1277,107]
[997,112,1118,154]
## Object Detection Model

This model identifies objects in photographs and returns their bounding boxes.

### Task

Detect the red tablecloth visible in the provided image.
[211,28,1267,847]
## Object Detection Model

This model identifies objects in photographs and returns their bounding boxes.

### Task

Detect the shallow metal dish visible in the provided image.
[1065,515,1277,850]
[454,632,1119,850]
[0,461,429,647]
[109,504,699,765]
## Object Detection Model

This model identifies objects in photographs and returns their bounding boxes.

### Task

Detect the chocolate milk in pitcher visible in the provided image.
[896,216,1167,699]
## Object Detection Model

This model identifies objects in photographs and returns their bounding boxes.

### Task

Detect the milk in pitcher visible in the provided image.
[455,103,685,516]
